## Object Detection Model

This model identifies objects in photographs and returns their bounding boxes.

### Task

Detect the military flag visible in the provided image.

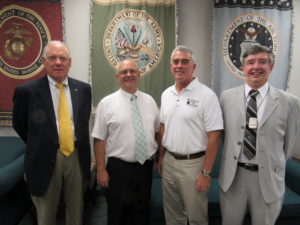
[0,0,63,126]
[212,0,293,96]
[91,0,176,106]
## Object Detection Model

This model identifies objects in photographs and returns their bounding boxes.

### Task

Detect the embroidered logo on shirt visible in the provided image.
[186,98,199,107]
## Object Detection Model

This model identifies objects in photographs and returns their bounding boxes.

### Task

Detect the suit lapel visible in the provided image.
[236,86,246,118]
[259,86,279,128]
[68,78,79,128]
[38,76,57,131]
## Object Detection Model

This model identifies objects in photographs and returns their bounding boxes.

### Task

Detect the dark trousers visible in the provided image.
[105,157,153,225]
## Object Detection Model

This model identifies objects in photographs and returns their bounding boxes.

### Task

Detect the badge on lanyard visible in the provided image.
[249,117,257,129]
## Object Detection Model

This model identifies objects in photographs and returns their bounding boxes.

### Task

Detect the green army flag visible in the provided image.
[91,0,176,106]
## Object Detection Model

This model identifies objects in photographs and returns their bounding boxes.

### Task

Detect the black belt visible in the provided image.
[168,150,205,160]
[238,162,259,171]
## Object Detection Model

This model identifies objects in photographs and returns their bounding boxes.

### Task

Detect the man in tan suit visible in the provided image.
[219,45,300,225]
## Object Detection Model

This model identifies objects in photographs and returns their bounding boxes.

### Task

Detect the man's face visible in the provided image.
[243,52,273,89]
[115,60,141,94]
[43,43,71,83]
[170,51,196,86]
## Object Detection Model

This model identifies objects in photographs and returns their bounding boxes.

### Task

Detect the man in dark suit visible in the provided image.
[219,45,300,225]
[12,41,92,225]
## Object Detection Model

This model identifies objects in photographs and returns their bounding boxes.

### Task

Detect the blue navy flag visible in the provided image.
[212,0,293,96]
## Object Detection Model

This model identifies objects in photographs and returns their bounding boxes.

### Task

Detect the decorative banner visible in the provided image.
[0,0,62,126]
[91,0,176,106]
[212,0,293,96]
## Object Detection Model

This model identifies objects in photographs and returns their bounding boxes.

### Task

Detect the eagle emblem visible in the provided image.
[4,23,33,60]
[103,9,164,76]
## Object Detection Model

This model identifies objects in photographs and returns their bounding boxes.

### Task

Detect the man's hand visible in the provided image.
[156,155,164,176]
[195,173,211,192]
[97,168,110,188]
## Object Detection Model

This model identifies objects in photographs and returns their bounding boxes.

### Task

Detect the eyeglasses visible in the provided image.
[118,69,139,75]
[46,56,69,63]
[172,59,190,65]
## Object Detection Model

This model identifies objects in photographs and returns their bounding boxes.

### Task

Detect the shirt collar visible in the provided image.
[244,82,269,99]
[171,77,198,94]
[119,88,140,100]
[185,77,198,91]
[47,75,69,87]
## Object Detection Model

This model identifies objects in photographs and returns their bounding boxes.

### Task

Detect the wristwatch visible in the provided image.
[201,170,212,177]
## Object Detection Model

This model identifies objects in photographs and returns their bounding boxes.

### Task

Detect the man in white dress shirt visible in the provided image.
[92,59,159,225]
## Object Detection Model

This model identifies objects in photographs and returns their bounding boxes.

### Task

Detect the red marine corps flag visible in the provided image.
[0,0,63,126]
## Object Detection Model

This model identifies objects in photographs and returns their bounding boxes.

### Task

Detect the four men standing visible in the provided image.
[12,41,300,225]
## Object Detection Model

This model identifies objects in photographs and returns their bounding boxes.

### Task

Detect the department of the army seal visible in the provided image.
[222,13,278,79]
[103,8,164,76]
[0,5,51,79]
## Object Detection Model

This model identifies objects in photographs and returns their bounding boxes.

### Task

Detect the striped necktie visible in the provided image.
[130,95,148,164]
[243,89,259,160]
[56,83,74,156]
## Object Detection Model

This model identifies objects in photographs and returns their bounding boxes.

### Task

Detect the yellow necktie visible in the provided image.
[56,83,74,156]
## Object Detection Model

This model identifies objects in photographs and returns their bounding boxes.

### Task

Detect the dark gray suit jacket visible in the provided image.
[13,75,92,196]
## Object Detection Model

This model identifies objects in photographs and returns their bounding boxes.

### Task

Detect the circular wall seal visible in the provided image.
[0,5,51,79]
[103,9,164,76]
[222,13,278,79]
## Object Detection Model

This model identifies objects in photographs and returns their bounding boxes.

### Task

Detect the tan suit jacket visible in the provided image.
[219,85,300,203]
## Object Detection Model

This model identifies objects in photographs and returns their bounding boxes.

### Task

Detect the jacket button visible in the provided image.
[241,125,244,129]
[237,141,242,145]
[234,156,237,160]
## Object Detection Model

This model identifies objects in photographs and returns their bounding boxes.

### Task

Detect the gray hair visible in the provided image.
[42,40,70,58]
[242,45,275,66]
[170,45,196,64]
[116,59,139,71]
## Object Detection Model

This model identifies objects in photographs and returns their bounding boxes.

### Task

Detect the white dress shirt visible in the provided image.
[92,88,160,162]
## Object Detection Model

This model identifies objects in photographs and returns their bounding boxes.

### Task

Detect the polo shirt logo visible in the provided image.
[186,98,198,107]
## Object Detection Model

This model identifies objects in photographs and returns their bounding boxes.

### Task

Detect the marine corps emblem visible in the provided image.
[4,23,32,60]
[103,9,164,76]
[222,13,278,79]
[0,5,51,79]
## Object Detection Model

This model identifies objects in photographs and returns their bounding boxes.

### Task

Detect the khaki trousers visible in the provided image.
[31,149,84,225]
[162,151,208,225]
[220,167,283,225]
